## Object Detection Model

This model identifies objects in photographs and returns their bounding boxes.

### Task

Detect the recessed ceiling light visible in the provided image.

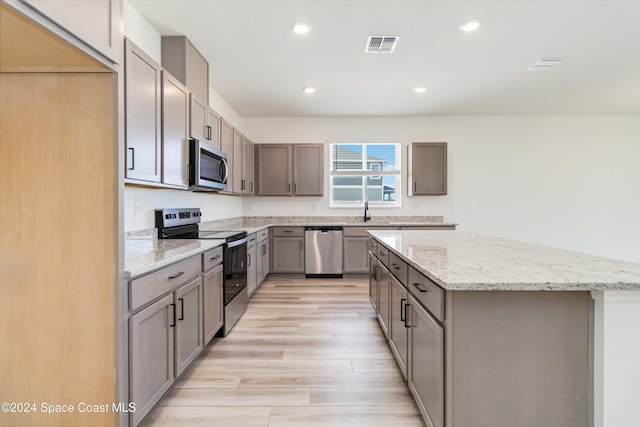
[303,87,316,94]
[459,18,481,32]
[292,22,311,35]
[414,86,427,94]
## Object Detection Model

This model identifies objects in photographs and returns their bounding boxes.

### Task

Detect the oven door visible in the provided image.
[223,238,248,304]
[189,139,228,191]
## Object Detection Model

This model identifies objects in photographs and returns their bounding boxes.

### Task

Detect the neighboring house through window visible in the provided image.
[329,142,401,207]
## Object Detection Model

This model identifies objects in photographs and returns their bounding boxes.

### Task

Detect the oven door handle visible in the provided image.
[226,237,248,248]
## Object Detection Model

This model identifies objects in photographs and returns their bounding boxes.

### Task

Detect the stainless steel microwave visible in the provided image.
[189,138,228,191]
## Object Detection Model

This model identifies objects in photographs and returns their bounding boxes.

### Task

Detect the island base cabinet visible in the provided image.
[247,244,258,296]
[377,263,390,338]
[129,294,175,427]
[369,252,379,310]
[343,236,370,273]
[389,275,409,379]
[408,295,444,427]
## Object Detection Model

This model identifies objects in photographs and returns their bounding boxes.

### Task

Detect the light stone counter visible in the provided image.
[369,230,640,291]
[124,237,224,279]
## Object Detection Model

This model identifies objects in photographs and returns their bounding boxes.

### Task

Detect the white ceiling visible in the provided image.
[128,0,640,117]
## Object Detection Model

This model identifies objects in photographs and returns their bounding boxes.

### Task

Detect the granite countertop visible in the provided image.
[124,238,225,279]
[369,230,640,291]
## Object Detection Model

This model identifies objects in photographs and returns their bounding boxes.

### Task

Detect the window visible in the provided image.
[329,142,401,207]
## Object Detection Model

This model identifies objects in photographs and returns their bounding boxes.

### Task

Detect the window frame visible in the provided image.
[329,141,402,208]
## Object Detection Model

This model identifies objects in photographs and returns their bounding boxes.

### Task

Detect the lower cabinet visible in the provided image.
[257,235,270,284]
[408,295,444,427]
[202,264,223,345]
[389,275,409,379]
[368,252,379,310]
[129,293,174,427]
[377,261,390,338]
[247,240,258,297]
[343,236,370,273]
[129,276,203,426]
[271,237,304,272]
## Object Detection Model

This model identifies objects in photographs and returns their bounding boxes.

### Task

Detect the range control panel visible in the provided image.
[154,208,202,229]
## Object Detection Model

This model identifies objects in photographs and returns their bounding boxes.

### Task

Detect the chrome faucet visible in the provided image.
[364,200,371,222]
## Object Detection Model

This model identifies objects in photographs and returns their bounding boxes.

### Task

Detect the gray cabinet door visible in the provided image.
[293,144,323,195]
[206,108,220,148]
[161,71,189,188]
[189,94,207,141]
[343,236,369,273]
[129,293,174,427]
[258,239,270,283]
[124,39,161,183]
[203,265,223,345]
[161,36,209,102]
[233,128,243,194]
[257,145,291,195]
[377,262,390,338]
[247,244,258,296]
[220,119,234,193]
[242,136,252,194]
[175,277,203,377]
[410,142,447,195]
[408,295,444,427]
[369,252,379,311]
[271,237,304,273]
[249,142,255,195]
[389,275,409,378]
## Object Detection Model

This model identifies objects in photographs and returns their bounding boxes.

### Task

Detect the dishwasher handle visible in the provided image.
[304,226,344,232]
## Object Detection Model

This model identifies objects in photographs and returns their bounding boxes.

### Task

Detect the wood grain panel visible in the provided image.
[0,72,116,426]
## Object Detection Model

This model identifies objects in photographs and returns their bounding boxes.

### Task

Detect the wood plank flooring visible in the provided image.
[144,276,424,427]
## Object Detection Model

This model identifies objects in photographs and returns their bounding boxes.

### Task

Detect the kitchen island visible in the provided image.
[368,230,640,427]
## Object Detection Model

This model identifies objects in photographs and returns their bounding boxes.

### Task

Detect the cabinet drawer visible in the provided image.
[258,229,268,240]
[375,244,390,268]
[271,226,304,237]
[389,253,408,286]
[247,233,257,249]
[368,237,378,254]
[130,256,202,311]
[202,246,223,272]
[408,266,444,322]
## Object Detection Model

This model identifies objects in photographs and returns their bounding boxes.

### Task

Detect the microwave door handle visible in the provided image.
[220,158,229,183]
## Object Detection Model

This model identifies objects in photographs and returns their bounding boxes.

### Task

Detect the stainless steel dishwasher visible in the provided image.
[304,226,343,278]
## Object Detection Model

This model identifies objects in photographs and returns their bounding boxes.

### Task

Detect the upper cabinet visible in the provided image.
[220,118,235,194]
[256,144,324,196]
[233,128,243,194]
[124,39,161,183]
[408,142,447,196]
[189,94,220,148]
[22,0,121,63]
[161,36,209,103]
[161,71,190,188]
[242,136,255,195]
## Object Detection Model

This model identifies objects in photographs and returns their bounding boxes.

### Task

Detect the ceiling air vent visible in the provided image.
[365,36,399,53]
[524,57,567,71]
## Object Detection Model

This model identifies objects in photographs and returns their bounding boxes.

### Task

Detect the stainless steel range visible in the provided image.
[155,208,247,336]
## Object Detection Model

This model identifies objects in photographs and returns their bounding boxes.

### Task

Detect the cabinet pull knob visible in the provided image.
[413,282,428,293]
[400,298,407,321]
[168,271,184,280]
[127,147,135,170]
[178,298,185,321]
[170,303,176,327]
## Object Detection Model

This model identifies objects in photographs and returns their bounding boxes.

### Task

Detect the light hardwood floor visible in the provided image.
[144,276,425,427]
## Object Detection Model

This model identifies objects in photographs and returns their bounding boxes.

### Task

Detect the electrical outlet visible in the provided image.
[471,203,476,211]
[312,203,318,211]
[134,203,142,218]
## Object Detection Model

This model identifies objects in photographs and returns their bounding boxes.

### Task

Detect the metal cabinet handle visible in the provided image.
[206,125,212,140]
[127,147,135,170]
[169,303,176,327]
[299,241,303,251]
[392,263,401,270]
[250,182,253,192]
[403,303,410,328]
[400,298,407,321]
[294,183,297,193]
[413,182,417,192]
[168,271,184,280]
[178,298,184,320]
[248,253,251,266]
[283,230,294,233]
[373,264,378,281]
[262,244,266,255]
[209,254,221,260]
[413,282,428,293]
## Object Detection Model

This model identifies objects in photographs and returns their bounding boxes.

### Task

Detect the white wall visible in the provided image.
[243,115,640,263]
[123,1,246,232]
